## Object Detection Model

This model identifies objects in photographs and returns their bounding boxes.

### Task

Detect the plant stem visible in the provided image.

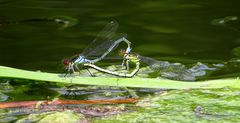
[0,66,239,89]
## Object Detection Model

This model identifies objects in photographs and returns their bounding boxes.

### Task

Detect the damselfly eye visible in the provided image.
[63,59,70,65]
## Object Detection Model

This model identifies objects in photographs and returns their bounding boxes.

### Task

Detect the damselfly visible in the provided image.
[63,21,132,75]
[126,53,216,80]
[84,48,216,80]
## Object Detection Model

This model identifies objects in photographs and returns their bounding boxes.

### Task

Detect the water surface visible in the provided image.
[0,0,240,79]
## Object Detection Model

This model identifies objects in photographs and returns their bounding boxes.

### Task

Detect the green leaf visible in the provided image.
[0,66,239,89]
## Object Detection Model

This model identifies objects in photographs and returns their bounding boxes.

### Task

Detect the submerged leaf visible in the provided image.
[93,88,240,123]
[16,110,85,123]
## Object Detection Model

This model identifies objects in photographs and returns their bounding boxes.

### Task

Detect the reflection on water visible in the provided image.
[0,0,240,79]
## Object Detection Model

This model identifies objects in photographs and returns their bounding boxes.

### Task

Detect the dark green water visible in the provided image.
[1,1,240,122]
[0,0,240,76]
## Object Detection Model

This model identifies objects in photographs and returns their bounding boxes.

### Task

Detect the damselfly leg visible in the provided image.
[67,63,96,77]
[126,60,130,71]
[86,68,95,77]
[64,63,74,77]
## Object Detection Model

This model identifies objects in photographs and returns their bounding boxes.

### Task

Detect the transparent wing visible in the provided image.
[81,20,119,57]
[139,56,171,71]
[139,56,159,66]
[85,33,127,58]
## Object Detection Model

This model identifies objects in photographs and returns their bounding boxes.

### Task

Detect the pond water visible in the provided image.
[0,1,240,122]
[0,0,240,80]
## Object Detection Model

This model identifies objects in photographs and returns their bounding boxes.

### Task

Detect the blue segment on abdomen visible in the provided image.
[74,55,92,64]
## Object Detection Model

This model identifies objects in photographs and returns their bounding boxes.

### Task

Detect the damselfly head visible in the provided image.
[119,49,126,57]
[63,59,70,66]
